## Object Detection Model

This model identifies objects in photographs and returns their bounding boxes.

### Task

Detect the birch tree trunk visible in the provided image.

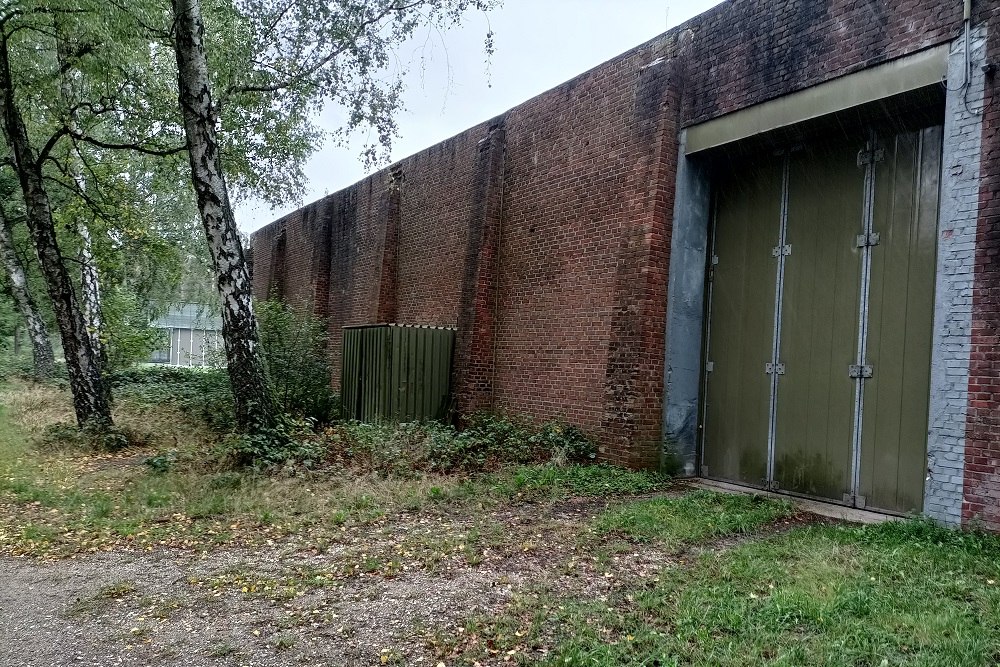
[55,29,107,379]
[77,223,105,368]
[0,32,112,426]
[171,0,275,430]
[0,207,55,381]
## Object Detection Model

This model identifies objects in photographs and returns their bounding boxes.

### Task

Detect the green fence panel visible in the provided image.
[340,324,456,422]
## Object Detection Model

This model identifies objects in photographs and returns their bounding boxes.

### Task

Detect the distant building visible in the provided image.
[149,304,222,367]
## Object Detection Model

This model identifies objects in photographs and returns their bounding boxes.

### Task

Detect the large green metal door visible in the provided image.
[773,142,865,501]
[701,124,942,513]
[701,160,783,487]
[858,127,942,513]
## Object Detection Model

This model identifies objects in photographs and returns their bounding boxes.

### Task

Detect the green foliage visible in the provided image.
[592,490,796,547]
[102,287,167,371]
[256,300,339,423]
[527,422,597,464]
[498,464,668,498]
[321,413,600,476]
[143,450,179,474]
[222,414,324,468]
[110,366,235,431]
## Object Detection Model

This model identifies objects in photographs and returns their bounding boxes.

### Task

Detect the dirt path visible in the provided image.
[0,496,822,667]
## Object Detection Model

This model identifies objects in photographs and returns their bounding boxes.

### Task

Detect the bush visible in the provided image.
[257,300,340,423]
[109,365,235,430]
[222,414,323,468]
[319,413,600,476]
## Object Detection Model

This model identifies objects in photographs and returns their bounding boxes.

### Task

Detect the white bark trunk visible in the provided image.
[172,0,275,429]
[0,208,55,380]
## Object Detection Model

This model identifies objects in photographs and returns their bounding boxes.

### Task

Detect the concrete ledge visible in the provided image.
[690,478,899,525]
[685,43,950,153]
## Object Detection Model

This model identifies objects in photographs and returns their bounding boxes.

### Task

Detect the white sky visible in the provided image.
[235,0,724,233]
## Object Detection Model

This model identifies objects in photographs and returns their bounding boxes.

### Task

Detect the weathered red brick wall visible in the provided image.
[964,3,1000,529]
[251,0,968,467]
[680,0,964,126]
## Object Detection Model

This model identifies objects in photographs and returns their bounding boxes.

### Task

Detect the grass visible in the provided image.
[592,490,796,550]
[445,519,1000,666]
[6,381,1000,665]
[0,382,668,558]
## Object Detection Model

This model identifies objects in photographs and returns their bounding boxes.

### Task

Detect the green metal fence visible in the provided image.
[340,324,456,422]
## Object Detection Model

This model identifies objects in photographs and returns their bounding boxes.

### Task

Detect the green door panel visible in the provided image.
[702,159,782,487]
[859,126,942,514]
[773,143,864,501]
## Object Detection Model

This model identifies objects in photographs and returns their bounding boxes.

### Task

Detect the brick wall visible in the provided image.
[964,4,1000,529]
[251,0,969,468]
[680,0,963,126]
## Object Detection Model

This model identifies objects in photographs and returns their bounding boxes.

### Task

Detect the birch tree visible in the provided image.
[0,203,54,380]
[0,1,186,425]
[164,0,497,430]
[0,14,112,424]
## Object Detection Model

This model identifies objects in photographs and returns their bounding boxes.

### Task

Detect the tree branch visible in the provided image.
[222,1,424,99]
[70,132,187,157]
[35,126,71,167]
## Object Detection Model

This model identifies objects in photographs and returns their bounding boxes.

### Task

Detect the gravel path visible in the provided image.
[0,546,520,667]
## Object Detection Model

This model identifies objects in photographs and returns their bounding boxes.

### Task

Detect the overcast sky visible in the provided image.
[235,0,724,233]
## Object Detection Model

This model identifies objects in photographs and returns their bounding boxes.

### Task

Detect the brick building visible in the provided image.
[251,0,1000,528]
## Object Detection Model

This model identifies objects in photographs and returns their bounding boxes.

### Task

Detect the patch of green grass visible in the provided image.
[69,580,137,616]
[493,464,669,499]
[452,519,1000,666]
[592,490,795,549]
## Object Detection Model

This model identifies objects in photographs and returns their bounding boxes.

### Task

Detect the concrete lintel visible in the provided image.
[686,43,950,154]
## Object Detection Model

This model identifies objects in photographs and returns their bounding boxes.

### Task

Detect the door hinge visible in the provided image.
[771,244,792,257]
[856,232,881,248]
[711,254,719,266]
[848,364,873,379]
[705,361,714,373]
[857,147,885,167]
[765,362,786,375]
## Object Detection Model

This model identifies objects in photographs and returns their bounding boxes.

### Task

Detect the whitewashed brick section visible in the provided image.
[924,26,987,525]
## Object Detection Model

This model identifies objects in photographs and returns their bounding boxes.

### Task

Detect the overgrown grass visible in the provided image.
[0,381,668,558]
[447,519,1000,666]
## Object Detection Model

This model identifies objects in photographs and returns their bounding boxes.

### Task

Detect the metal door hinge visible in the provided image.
[711,254,719,266]
[857,148,884,167]
[848,364,873,379]
[856,232,881,248]
[705,361,714,373]
[765,362,786,375]
[771,244,792,257]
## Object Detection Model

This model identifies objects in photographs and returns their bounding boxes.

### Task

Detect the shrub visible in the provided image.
[109,365,235,430]
[222,414,323,468]
[319,413,600,476]
[257,300,340,423]
[528,422,598,464]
